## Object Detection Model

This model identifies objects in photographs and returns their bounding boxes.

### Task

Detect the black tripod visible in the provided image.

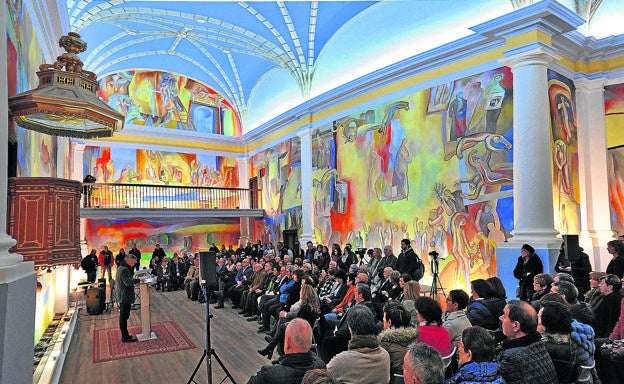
[187,285,237,384]
[429,253,446,298]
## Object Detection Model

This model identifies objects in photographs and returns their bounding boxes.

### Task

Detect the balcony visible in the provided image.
[80,183,264,220]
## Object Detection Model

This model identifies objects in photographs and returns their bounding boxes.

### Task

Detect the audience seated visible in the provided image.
[379,302,419,381]
[258,284,321,360]
[585,271,607,307]
[537,301,586,383]
[497,300,557,384]
[327,305,391,384]
[443,289,472,345]
[167,255,187,291]
[530,273,553,308]
[238,262,266,315]
[592,274,623,338]
[446,326,504,384]
[403,342,445,384]
[184,258,200,300]
[301,369,338,384]
[551,280,593,325]
[415,296,452,356]
[467,279,503,331]
[247,318,325,384]
[401,281,421,327]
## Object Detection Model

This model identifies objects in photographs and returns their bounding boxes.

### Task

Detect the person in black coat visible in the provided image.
[128,243,141,271]
[81,249,99,283]
[397,239,417,280]
[115,255,138,342]
[513,244,543,302]
[554,244,592,300]
[247,318,325,384]
[606,240,624,279]
[592,274,623,338]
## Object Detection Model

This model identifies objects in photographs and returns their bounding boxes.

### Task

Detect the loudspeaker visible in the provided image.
[563,234,580,262]
[199,251,217,287]
[86,287,105,315]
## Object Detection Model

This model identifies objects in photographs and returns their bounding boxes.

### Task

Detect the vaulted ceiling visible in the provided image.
[67,0,622,133]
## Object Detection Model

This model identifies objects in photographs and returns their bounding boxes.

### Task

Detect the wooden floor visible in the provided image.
[59,287,269,384]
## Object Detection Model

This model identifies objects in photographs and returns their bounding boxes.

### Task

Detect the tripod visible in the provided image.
[187,285,237,384]
[429,256,446,298]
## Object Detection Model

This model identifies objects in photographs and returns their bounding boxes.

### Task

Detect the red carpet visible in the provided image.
[93,321,196,363]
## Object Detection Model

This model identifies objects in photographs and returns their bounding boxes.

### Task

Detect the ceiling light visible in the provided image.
[8,32,124,139]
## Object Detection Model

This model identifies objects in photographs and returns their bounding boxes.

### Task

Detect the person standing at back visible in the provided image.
[115,254,138,343]
[513,244,543,302]
[397,239,417,280]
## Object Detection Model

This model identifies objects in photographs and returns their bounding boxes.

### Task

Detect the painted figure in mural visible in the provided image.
[455,132,512,160]
[117,163,139,183]
[553,139,571,195]
[448,92,468,141]
[556,94,574,141]
[483,73,506,133]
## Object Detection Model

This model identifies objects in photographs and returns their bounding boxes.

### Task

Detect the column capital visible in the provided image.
[500,43,560,70]
[72,142,86,152]
[235,157,249,167]
[296,127,315,139]
[574,77,606,93]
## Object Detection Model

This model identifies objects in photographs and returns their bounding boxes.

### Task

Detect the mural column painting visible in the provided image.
[0,0,37,382]
[298,128,315,244]
[237,157,252,244]
[502,47,560,246]
[575,77,615,270]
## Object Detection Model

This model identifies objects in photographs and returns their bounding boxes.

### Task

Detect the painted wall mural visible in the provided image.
[7,0,58,179]
[83,146,238,187]
[251,68,514,290]
[548,70,581,235]
[84,218,241,264]
[251,138,303,244]
[97,70,242,136]
[606,83,624,236]
[308,67,515,290]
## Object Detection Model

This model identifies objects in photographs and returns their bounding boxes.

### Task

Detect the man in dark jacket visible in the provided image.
[497,300,557,384]
[115,254,138,343]
[397,239,417,280]
[128,243,141,271]
[81,249,99,283]
[247,318,325,384]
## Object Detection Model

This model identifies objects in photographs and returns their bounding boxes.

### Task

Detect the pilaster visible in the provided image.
[574,77,615,270]
[297,128,315,244]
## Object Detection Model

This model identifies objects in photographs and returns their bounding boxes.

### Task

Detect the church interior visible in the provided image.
[2,0,624,382]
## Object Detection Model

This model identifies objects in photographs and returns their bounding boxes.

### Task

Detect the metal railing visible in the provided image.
[82,183,261,210]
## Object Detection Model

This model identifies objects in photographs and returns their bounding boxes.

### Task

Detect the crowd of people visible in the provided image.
[82,236,624,383]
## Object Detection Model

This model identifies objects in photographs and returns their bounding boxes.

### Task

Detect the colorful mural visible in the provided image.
[247,68,514,290]
[299,67,515,290]
[97,70,242,136]
[84,218,241,264]
[7,0,58,178]
[606,83,624,236]
[251,138,303,244]
[83,146,238,187]
[548,70,581,235]
[608,147,624,236]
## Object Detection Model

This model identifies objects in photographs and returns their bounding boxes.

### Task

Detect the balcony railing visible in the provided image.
[82,183,261,210]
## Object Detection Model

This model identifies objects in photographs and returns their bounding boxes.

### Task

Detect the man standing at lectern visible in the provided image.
[115,254,138,342]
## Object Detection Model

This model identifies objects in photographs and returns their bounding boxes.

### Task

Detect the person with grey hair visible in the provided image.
[553,272,574,284]
[403,342,444,384]
[115,254,138,343]
[497,300,557,384]
[327,305,390,384]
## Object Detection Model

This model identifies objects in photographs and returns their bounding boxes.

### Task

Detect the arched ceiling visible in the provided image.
[67,0,623,133]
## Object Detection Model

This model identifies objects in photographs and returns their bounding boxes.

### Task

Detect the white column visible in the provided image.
[575,77,615,270]
[297,128,315,243]
[236,157,252,244]
[71,143,85,181]
[502,47,560,247]
[54,265,70,313]
[0,0,37,382]
[236,157,250,209]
